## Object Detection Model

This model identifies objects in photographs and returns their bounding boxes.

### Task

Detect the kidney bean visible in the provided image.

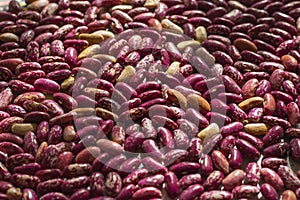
[261,183,279,200]
[247,107,262,122]
[6,104,26,119]
[165,149,188,167]
[61,176,89,194]
[261,157,287,170]
[164,171,180,198]
[263,142,290,157]
[228,103,247,122]
[131,187,162,200]
[104,171,122,197]
[0,161,10,180]
[222,169,245,191]
[278,165,300,190]
[178,174,202,190]
[22,188,38,200]
[88,172,104,197]
[200,190,233,200]
[236,139,260,160]
[244,162,260,186]
[40,192,69,200]
[63,163,92,179]
[6,153,34,172]
[232,185,259,199]
[290,138,300,160]
[115,184,137,200]
[70,189,90,200]
[10,174,40,188]
[123,168,148,186]
[202,134,223,155]
[221,122,243,137]
[282,190,297,200]
[178,184,204,200]
[203,170,224,190]
[219,136,235,157]
[199,154,213,176]
[137,174,164,189]
[211,150,229,174]
[35,169,62,182]
[36,178,63,195]
[261,168,284,190]
[0,181,13,194]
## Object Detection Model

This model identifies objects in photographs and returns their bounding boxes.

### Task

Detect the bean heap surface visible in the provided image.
[0,0,299,199]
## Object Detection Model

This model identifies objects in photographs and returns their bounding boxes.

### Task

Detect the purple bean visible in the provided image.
[179,184,204,200]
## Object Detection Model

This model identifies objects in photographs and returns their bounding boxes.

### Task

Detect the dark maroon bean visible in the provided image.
[263,142,290,158]
[236,139,260,160]
[179,184,204,200]
[275,21,297,36]
[261,157,287,170]
[61,176,89,194]
[227,45,242,62]
[263,115,291,129]
[262,126,284,147]
[247,7,269,18]
[257,17,276,26]
[220,135,236,157]
[165,172,180,198]
[254,39,276,53]
[201,40,227,53]
[235,13,256,24]
[213,17,234,28]
[220,122,243,137]
[258,32,284,47]
[199,154,213,176]
[228,148,242,170]
[241,50,264,65]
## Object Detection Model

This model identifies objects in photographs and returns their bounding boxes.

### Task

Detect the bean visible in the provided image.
[200,191,233,200]
[61,176,89,194]
[261,168,284,190]
[211,150,229,174]
[179,184,204,200]
[282,190,297,200]
[261,157,287,170]
[245,162,260,185]
[232,185,259,199]
[278,165,300,190]
[222,169,245,191]
[263,142,290,157]
[229,148,243,170]
[116,184,137,200]
[132,187,162,200]
[36,178,63,195]
[165,171,180,198]
[35,169,62,182]
[261,183,279,200]
[22,189,38,200]
[40,192,68,200]
[203,170,224,190]
[70,189,90,200]
[10,174,40,188]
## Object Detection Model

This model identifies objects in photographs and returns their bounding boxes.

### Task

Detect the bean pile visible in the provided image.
[0,0,299,199]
